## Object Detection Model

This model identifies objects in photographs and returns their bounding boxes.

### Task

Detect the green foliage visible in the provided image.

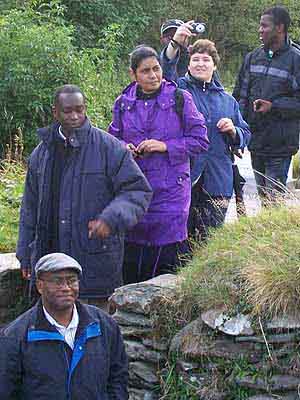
[0,160,26,252]
[159,360,200,400]
[177,204,300,321]
[0,4,128,154]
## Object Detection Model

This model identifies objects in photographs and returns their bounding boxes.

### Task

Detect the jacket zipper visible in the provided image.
[63,345,72,400]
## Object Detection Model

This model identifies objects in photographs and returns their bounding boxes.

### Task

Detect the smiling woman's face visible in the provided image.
[188,51,216,82]
[132,56,163,94]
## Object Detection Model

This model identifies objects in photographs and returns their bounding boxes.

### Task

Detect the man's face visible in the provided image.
[53,92,86,133]
[160,28,177,46]
[36,269,79,312]
[259,14,279,48]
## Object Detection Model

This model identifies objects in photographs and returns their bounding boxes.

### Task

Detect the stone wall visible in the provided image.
[111,276,300,400]
[0,253,26,325]
[110,274,178,400]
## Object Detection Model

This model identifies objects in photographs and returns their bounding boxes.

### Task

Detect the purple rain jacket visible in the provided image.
[108,79,209,246]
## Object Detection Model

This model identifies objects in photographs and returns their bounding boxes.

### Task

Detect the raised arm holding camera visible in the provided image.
[161,26,251,241]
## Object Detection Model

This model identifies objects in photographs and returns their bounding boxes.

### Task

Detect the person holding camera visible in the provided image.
[233,6,300,200]
[160,19,190,78]
[161,23,251,240]
[108,45,208,283]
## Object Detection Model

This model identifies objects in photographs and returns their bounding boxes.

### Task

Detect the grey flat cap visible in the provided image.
[35,253,82,276]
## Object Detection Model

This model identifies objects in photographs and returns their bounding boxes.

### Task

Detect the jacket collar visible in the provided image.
[37,118,92,148]
[28,299,100,336]
[120,79,178,110]
[263,36,291,57]
[185,72,224,92]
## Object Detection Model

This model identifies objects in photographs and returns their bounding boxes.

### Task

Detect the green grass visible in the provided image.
[0,159,25,252]
[176,204,300,322]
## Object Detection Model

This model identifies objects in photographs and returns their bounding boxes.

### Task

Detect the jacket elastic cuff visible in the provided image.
[20,259,30,269]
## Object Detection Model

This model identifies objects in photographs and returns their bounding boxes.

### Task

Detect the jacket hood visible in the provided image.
[120,79,178,108]
[37,118,92,147]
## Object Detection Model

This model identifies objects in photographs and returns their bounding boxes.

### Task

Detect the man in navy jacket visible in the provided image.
[0,253,128,400]
[233,6,300,199]
[17,84,152,309]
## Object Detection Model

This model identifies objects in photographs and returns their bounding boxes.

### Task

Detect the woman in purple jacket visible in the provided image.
[109,45,208,284]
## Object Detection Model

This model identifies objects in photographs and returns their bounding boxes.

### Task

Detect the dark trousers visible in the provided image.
[188,181,230,242]
[251,154,291,199]
[123,241,190,285]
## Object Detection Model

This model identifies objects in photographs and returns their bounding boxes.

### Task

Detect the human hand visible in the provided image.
[253,99,272,113]
[21,267,31,280]
[88,219,111,239]
[217,118,236,138]
[126,143,139,157]
[136,139,167,155]
[172,20,196,47]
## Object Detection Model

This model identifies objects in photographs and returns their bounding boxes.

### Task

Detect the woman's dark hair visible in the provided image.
[263,5,291,33]
[129,45,160,72]
[189,39,220,66]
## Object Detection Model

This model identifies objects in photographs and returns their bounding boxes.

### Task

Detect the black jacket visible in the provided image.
[17,118,152,298]
[233,39,300,157]
[0,301,128,400]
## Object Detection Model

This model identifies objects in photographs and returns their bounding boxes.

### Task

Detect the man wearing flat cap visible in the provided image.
[17,84,152,309]
[0,252,128,400]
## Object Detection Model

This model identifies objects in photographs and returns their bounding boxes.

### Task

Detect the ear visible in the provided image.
[52,106,58,121]
[276,23,285,34]
[36,279,43,296]
[213,64,217,71]
[129,68,136,82]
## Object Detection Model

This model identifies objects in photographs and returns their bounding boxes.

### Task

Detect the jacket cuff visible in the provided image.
[231,127,243,148]
[20,259,31,269]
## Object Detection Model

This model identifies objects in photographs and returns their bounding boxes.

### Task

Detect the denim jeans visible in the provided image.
[251,154,291,199]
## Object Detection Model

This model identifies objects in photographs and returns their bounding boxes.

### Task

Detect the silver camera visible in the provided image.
[190,22,206,34]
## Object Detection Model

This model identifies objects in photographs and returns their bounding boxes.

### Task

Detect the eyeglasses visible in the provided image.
[39,276,79,288]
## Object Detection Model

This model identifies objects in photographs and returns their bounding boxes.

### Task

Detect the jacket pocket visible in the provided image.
[166,170,191,204]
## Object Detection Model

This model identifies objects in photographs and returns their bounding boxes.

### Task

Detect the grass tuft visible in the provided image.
[177,204,300,322]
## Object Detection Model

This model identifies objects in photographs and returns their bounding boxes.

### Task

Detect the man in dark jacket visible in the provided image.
[17,84,152,309]
[0,252,128,400]
[233,6,300,199]
[160,19,189,78]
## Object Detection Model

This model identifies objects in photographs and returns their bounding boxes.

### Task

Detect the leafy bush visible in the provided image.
[0,4,129,154]
[0,159,26,252]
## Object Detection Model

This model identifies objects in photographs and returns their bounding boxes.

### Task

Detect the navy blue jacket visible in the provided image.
[17,118,152,297]
[0,301,128,400]
[162,55,251,197]
[233,39,300,157]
